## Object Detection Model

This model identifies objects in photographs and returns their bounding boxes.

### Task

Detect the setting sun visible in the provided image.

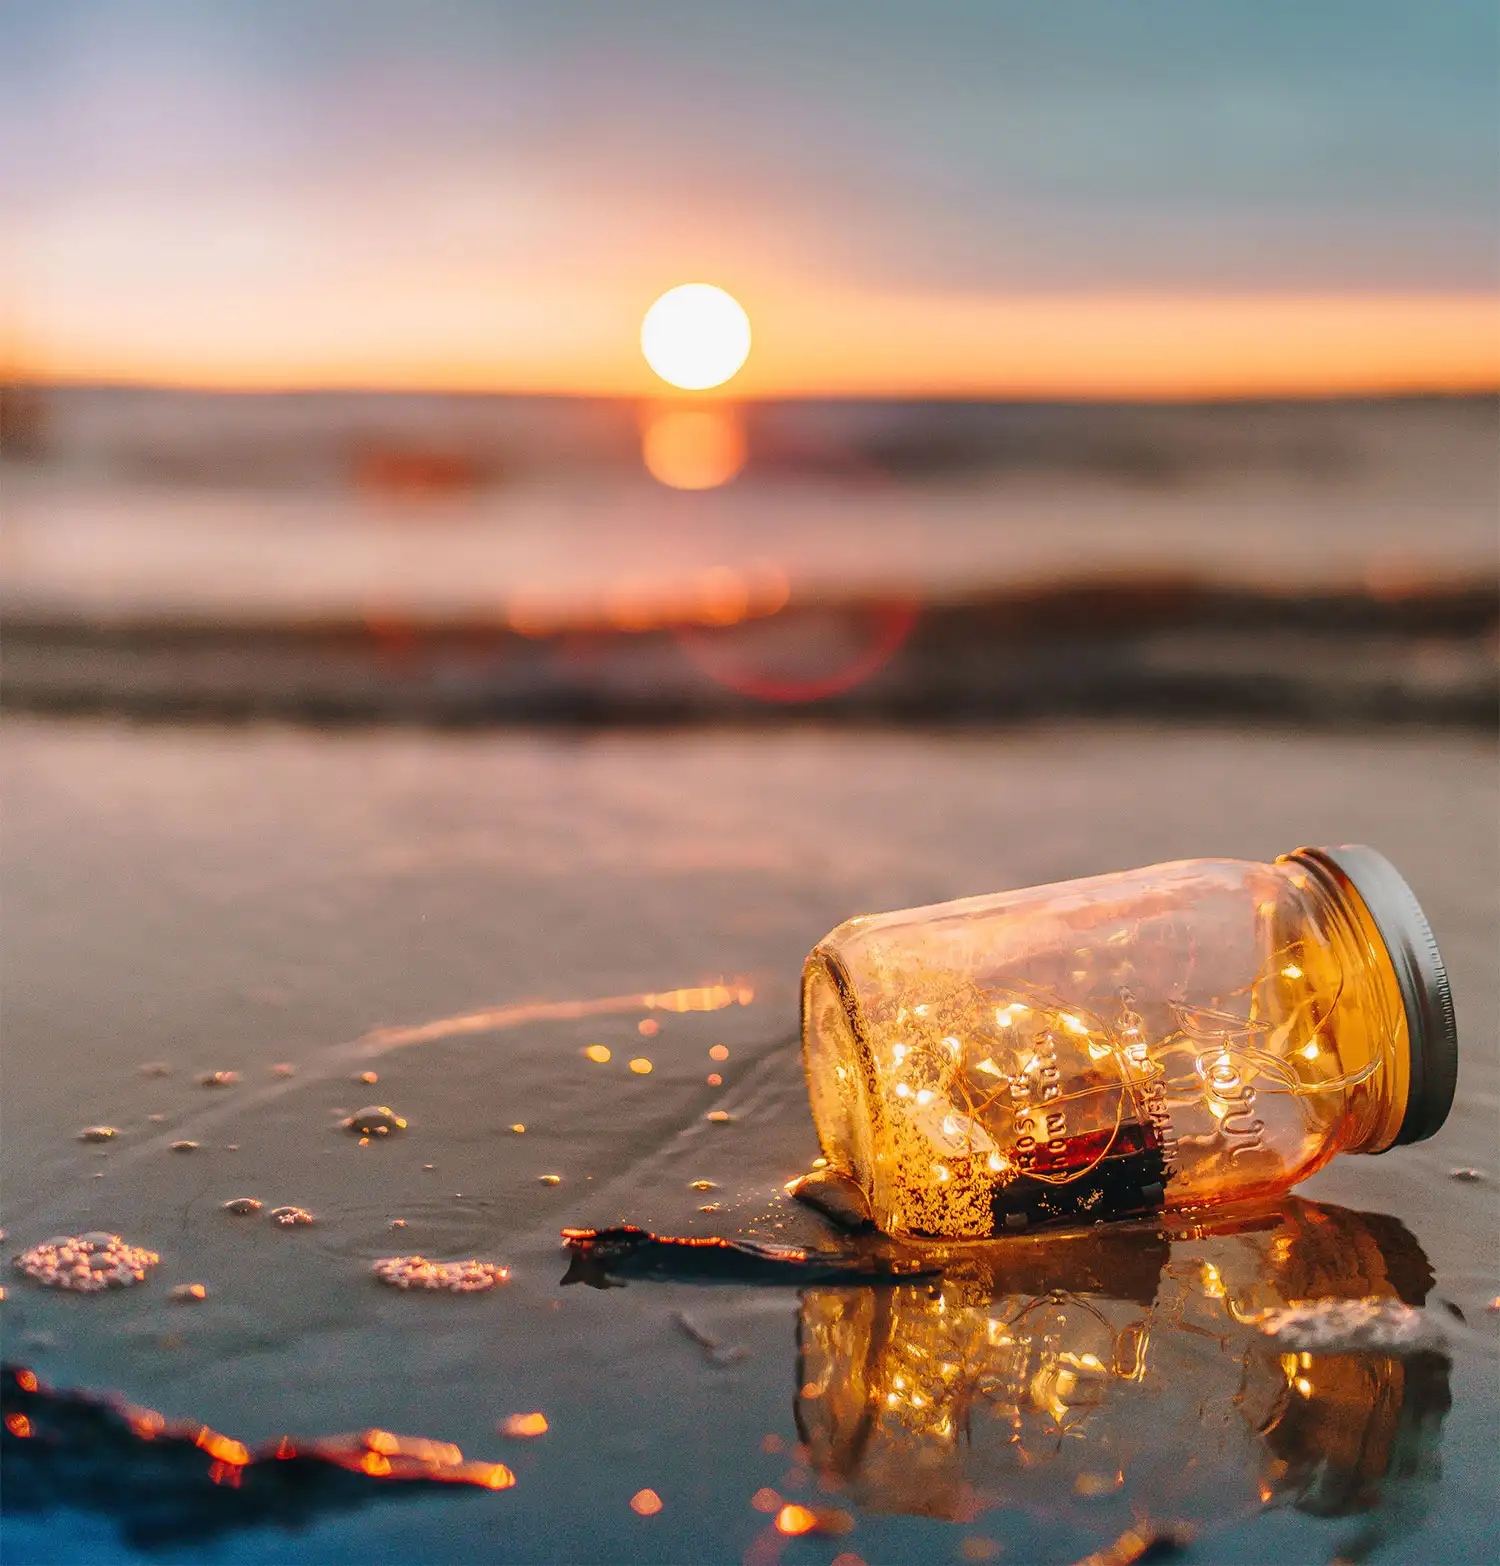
[641,285,752,391]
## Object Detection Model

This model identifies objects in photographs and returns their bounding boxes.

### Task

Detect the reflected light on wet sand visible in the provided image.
[2,1367,517,1547]
[795,1199,1449,1548]
[641,407,747,490]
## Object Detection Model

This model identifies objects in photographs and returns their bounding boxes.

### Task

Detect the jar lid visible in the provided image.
[1287,844,1458,1146]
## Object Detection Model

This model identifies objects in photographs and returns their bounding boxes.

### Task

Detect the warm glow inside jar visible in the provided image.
[802,846,1457,1237]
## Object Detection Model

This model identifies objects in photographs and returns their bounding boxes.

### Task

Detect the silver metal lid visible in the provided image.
[1287,844,1458,1147]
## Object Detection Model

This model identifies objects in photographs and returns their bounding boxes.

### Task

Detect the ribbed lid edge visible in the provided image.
[1285,844,1458,1147]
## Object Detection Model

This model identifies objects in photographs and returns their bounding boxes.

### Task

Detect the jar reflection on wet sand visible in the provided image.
[795,1198,1449,1543]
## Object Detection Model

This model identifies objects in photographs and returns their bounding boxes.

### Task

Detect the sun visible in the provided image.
[640,284,751,391]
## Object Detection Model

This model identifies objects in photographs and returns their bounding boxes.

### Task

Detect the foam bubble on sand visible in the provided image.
[14,1233,159,1292]
[1257,1297,1448,1354]
[372,1256,510,1293]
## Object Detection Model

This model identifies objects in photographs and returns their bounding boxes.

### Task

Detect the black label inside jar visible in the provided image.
[989,1121,1169,1232]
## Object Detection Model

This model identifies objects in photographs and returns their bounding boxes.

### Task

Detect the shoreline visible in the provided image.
[5,577,1495,727]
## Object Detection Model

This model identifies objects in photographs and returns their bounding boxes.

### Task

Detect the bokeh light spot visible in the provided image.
[776,1504,818,1536]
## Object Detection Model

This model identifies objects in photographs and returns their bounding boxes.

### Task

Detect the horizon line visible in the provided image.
[8,374,1498,407]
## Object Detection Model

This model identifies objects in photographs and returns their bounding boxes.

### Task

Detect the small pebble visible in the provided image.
[372,1256,510,1293]
[499,1412,549,1438]
[170,1141,199,1153]
[13,1232,159,1292]
[538,1174,562,1186]
[706,1073,723,1086]
[706,1110,733,1124]
[1487,1296,1500,1314]
[342,1106,407,1136]
[689,1180,718,1191]
[272,1063,296,1077]
[221,1197,262,1216]
[171,1283,208,1302]
[1449,1168,1489,1183]
[356,1071,378,1084]
[199,1071,239,1089]
[709,1045,729,1062]
[269,1206,315,1227]
[422,1164,435,1171]
[389,1219,407,1230]
[77,1126,119,1143]
[510,1124,526,1134]
[629,1058,653,1075]
[699,1203,724,1214]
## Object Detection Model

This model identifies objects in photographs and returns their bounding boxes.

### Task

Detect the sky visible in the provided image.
[2,0,1497,396]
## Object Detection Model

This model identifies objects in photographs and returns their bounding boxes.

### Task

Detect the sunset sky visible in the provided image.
[3,1,1496,397]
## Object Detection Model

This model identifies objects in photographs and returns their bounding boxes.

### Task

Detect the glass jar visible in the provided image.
[800,845,1457,1238]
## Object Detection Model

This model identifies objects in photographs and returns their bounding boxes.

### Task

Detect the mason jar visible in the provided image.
[800,845,1456,1238]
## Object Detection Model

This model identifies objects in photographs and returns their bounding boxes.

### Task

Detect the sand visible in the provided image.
[2,719,1496,1562]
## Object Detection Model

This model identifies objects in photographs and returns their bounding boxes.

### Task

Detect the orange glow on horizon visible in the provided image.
[11,292,1498,400]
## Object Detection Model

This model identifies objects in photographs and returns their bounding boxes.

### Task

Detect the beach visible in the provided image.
[3,719,1496,1563]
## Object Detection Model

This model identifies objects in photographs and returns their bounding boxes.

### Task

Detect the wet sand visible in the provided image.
[2,720,1496,1562]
